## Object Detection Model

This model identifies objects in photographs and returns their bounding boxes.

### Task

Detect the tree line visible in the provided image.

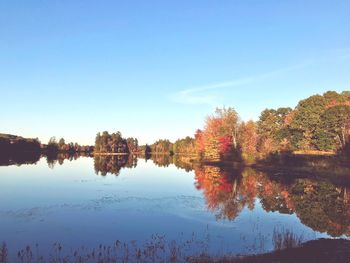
[139,90,349,162]
[138,137,196,156]
[193,90,350,162]
[46,137,94,154]
[4,90,348,163]
[0,133,94,156]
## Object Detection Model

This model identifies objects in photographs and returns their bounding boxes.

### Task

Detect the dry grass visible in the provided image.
[272,229,304,250]
[0,233,213,263]
[293,150,336,156]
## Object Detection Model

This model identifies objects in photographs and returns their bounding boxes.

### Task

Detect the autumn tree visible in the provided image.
[127,137,139,153]
[238,120,258,162]
[201,107,240,161]
[95,133,101,152]
[173,136,196,155]
[194,129,205,159]
[150,139,173,154]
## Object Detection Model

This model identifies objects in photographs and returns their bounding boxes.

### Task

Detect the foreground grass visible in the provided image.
[1,236,350,263]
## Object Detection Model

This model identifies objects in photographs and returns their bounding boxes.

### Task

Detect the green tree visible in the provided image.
[257,107,292,155]
[320,105,350,149]
[94,131,129,154]
[290,95,327,149]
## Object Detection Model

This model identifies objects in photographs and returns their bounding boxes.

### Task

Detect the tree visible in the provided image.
[203,115,224,161]
[127,137,139,153]
[95,133,101,152]
[290,95,326,149]
[150,139,173,154]
[173,136,196,155]
[320,105,350,149]
[194,129,205,159]
[201,107,240,161]
[215,107,240,148]
[238,120,258,161]
[257,108,292,155]
[94,131,129,154]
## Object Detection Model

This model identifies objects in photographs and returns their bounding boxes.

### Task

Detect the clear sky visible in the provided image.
[1,0,349,145]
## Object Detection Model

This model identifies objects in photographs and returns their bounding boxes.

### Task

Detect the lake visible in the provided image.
[0,154,349,261]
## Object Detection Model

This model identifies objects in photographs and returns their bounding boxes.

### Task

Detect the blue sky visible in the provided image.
[1,0,349,145]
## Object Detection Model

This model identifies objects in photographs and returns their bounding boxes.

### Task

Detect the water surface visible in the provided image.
[0,155,349,260]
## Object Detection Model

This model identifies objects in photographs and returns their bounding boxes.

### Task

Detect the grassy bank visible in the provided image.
[189,239,350,263]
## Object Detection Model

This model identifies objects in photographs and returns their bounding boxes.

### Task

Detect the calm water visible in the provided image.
[0,155,349,260]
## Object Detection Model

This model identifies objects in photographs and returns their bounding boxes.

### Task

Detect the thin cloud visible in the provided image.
[172,48,350,106]
[172,63,308,106]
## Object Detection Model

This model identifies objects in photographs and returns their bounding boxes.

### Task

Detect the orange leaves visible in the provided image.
[198,107,239,161]
[194,129,205,156]
[326,99,350,109]
[258,137,275,157]
[239,121,258,160]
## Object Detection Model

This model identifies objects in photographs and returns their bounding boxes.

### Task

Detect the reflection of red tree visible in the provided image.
[195,166,230,211]
[242,174,258,209]
[194,166,350,237]
[194,166,257,220]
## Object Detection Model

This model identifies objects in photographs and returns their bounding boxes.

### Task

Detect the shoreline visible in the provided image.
[93,152,130,156]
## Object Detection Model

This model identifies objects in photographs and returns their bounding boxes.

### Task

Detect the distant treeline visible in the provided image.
[45,137,94,154]
[0,133,93,166]
[0,133,41,153]
[138,137,196,156]
[94,132,196,157]
[0,134,41,165]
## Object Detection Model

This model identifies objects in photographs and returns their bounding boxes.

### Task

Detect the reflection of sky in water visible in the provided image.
[0,158,335,256]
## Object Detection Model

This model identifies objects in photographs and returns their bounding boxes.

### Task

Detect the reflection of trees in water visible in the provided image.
[148,155,350,235]
[151,154,172,168]
[0,151,92,168]
[4,151,350,237]
[172,155,195,172]
[195,166,251,220]
[149,154,194,172]
[258,175,294,215]
[94,155,137,176]
[0,151,41,166]
[192,164,350,237]
[46,152,92,169]
[289,179,350,237]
